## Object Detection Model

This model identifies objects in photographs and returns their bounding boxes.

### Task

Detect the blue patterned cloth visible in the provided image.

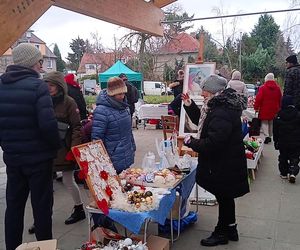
[107,189,176,234]
[93,165,197,234]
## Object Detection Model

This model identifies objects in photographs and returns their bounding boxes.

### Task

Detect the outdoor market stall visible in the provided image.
[71,139,197,248]
[99,60,143,98]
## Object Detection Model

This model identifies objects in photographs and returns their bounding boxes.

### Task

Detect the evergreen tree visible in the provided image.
[251,14,280,52]
[243,44,272,81]
[53,44,65,72]
[67,36,87,71]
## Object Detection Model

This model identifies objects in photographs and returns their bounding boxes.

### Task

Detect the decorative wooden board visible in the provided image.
[71,140,123,214]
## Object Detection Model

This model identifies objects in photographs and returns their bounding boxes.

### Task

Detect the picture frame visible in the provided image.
[179,63,216,137]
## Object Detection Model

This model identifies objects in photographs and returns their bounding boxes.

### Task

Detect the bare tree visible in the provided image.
[283,0,300,51]
[89,31,105,53]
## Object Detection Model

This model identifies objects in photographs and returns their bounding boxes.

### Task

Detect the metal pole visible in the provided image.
[239,32,242,72]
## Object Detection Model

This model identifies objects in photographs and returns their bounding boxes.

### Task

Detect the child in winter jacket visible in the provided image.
[273,95,300,183]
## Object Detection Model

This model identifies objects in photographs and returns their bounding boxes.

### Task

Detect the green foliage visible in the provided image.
[195,27,222,63]
[67,36,87,71]
[53,44,65,72]
[164,11,194,35]
[251,14,280,51]
[83,94,173,107]
[144,95,174,104]
[243,44,272,80]
[163,63,175,82]
[80,74,99,83]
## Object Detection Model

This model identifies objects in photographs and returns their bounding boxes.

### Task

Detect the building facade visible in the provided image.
[0,30,56,75]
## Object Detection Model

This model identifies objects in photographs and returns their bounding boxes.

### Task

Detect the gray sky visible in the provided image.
[31,0,299,60]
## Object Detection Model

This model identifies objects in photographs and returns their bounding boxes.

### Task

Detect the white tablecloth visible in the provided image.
[137,104,168,120]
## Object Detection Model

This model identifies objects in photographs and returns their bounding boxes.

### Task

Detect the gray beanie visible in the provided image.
[201,74,227,94]
[12,43,43,68]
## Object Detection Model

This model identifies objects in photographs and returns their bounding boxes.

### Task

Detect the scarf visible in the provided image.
[196,91,221,139]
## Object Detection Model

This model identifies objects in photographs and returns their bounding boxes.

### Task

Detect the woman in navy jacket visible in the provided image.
[92,77,135,174]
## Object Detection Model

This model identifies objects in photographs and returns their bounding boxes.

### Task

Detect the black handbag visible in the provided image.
[57,121,70,140]
[248,113,261,136]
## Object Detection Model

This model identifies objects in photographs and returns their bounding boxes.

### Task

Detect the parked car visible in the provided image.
[245,83,256,96]
[143,81,172,96]
[83,79,98,95]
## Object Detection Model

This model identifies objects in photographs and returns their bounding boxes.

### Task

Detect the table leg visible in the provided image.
[143,218,150,243]
[252,169,256,180]
[170,208,174,244]
[88,211,91,241]
[174,195,182,241]
[196,184,199,213]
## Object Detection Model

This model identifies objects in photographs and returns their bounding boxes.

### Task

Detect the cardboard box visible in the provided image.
[147,235,169,250]
[16,239,57,250]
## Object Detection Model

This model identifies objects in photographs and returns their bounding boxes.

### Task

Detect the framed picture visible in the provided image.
[179,63,216,136]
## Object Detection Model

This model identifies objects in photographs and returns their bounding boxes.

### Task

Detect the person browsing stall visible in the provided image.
[254,73,282,144]
[92,77,136,174]
[182,75,249,247]
[44,71,86,225]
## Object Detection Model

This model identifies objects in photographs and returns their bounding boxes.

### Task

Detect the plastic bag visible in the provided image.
[141,151,156,170]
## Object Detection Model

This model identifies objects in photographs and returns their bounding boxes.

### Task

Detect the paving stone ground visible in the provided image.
[1,129,300,249]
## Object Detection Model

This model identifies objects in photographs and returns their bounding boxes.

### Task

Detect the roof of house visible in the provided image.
[77,48,136,73]
[77,52,115,73]
[18,32,45,44]
[158,33,199,54]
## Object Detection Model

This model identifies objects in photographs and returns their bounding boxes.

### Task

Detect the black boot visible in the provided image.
[65,204,86,225]
[228,224,239,241]
[200,227,228,247]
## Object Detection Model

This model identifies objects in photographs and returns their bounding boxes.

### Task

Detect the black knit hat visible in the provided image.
[118,73,127,80]
[286,55,298,64]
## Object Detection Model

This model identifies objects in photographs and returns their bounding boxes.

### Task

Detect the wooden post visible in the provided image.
[196,32,204,64]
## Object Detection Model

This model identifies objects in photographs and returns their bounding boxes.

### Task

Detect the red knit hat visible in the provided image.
[64,73,80,88]
[107,77,127,96]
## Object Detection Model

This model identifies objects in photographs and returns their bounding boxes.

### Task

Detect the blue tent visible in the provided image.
[99,60,142,83]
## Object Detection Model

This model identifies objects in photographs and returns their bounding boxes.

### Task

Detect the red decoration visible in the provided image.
[105,185,113,197]
[97,199,109,215]
[80,161,88,169]
[73,147,81,158]
[78,161,89,180]
[100,170,108,181]
[78,170,87,180]
[65,151,75,161]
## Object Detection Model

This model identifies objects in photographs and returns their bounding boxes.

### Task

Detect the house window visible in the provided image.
[46,59,52,69]
[35,44,40,50]
[85,64,95,70]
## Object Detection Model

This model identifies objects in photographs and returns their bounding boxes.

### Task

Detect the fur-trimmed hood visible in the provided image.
[208,88,245,111]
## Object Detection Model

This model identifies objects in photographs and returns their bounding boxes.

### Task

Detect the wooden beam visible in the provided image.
[54,0,164,36]
[0,0,53,55]
[153,0,177,8]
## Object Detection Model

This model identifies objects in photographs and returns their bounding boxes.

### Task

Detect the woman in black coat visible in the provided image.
[182,75,249,247]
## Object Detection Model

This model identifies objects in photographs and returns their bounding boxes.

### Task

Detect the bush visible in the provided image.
[144,95,174,104]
